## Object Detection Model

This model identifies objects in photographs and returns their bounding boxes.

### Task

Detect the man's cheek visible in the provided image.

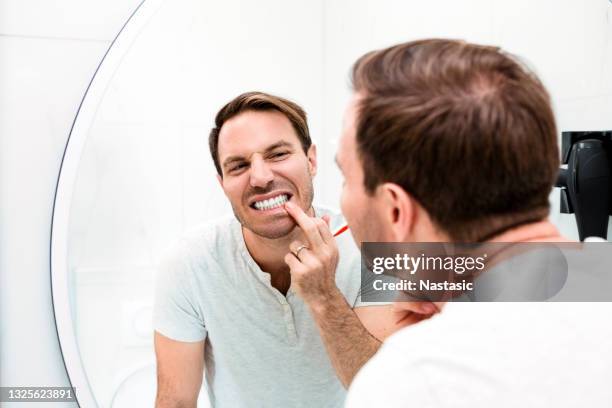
[341,185,356,213]
[339,189,349,218]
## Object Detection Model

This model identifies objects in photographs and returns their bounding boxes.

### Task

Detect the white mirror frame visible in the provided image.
[50,1,164,406]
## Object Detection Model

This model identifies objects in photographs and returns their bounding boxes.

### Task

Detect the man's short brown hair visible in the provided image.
[351,39,560,242]
[209,91,312,176]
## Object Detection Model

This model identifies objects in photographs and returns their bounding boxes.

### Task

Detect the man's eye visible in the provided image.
[230,163,248,172]
[270,152,288,159]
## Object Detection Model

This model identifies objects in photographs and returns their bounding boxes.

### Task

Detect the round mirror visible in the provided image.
[51,0,329,406]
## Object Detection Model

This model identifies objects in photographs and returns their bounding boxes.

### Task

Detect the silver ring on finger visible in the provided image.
[293,244,309,260]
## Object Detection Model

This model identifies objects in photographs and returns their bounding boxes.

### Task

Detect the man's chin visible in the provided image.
[251,225,296,239]
[241,216,297,240]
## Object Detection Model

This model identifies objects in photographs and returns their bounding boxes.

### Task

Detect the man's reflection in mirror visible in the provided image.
[152,92,418,407]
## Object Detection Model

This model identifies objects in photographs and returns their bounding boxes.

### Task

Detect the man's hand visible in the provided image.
[283,201,340,305]
[354,302,443,341]
[389,301,444,331]
[391,301,443,324]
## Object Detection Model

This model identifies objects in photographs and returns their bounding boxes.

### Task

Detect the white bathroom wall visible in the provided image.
[0,1,143,406]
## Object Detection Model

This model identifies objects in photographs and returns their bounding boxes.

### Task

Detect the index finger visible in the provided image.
[284,201,323,248]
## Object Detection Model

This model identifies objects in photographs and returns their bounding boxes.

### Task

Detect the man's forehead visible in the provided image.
[218,110,299,157]
[345,92,363,120]
[220,138,295,163]
[339,95,361,149]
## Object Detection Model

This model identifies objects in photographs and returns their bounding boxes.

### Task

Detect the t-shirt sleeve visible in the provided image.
[152,244,207,342]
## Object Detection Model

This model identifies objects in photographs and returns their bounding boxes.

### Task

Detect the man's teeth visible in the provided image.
[253,194,289,211]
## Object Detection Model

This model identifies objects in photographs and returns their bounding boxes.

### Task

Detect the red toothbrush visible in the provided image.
[333,224,349,238]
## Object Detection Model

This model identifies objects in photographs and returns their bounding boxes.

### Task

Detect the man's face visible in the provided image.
[336,94,390,245]
[217,110,316,239]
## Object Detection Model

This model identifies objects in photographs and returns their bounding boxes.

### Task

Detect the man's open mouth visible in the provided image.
[249,193,292,211]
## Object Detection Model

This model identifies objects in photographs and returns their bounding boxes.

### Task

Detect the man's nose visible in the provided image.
[249,157,274,188]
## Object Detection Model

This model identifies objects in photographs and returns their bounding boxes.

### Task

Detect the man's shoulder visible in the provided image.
[182,214,237,243]
[350,302,612,407]
[162,214,239,266]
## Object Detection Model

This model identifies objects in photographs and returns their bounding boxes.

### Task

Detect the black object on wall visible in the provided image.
[555,131,612,241]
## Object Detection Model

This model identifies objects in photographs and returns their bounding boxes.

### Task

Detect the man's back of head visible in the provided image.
[344,40,610,408]
[350,39,560,242]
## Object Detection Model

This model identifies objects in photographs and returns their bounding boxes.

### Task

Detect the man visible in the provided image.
[152,92,418,408]
[286,39,612,407]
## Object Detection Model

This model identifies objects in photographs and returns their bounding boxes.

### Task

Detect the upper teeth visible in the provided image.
[253,194,289,211]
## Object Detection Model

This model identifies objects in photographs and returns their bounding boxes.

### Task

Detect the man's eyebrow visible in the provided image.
[265,141,293,152]
[222,141,294,169]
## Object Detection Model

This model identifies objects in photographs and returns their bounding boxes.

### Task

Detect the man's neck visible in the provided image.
[243,228,297,274]
[241,206,316,293]
[430,219,571,313]
[488,219,571,243]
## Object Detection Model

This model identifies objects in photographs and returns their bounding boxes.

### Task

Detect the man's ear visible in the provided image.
[216,173,223,187]
[377,183,415,241]
[307,144,317,177]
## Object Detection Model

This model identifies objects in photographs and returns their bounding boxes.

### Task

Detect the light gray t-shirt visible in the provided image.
[346,302,612,408]
[153,207,364,408]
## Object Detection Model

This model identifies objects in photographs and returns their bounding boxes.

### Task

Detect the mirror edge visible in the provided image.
[49,1,164,406]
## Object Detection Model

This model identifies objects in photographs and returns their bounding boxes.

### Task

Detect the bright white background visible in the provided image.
[1,1,611,407]
[1,2,143,407]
